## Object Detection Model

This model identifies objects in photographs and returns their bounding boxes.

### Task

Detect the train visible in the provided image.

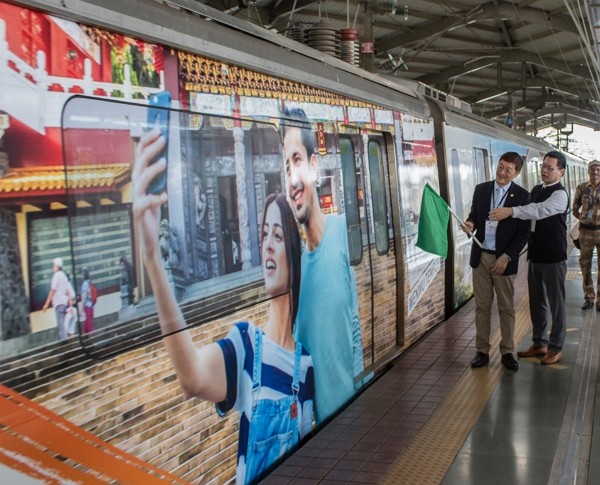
[0,0,587,483]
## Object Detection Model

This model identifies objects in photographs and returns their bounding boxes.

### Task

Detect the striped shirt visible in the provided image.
[216,322,314,484]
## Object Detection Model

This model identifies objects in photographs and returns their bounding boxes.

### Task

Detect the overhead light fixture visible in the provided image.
[474,91,507,103]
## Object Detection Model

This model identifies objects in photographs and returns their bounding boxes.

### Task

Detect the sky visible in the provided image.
[537,124,600,161]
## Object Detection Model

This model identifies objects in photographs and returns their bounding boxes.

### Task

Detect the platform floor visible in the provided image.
[263,249,599,484]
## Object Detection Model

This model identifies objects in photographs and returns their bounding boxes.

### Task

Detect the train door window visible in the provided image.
[340,137,362,265]
[473,148,489,183]
[450,149,469,220]
[527,156,540,191]
[60,97,289,352]
[367,139,389,255]
[534,161,540,184]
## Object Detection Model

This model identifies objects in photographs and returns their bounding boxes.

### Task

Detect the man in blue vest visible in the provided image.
[490,150,568,365]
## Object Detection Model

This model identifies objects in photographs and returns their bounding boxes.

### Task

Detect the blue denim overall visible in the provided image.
[244,329,302,484]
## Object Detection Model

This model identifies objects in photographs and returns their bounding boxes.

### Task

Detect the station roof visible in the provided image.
[197,0,600,134]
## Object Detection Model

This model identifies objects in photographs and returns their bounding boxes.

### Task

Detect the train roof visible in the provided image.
[22,0,431,118]
[426,96,586,164]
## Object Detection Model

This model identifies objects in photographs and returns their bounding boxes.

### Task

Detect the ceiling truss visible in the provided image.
[198,0,600,133]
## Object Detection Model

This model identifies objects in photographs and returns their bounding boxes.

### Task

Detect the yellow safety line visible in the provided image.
[381,291,532,484]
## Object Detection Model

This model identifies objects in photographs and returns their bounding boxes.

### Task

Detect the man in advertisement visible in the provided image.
[42,257,75,341]
[280,106,364,424]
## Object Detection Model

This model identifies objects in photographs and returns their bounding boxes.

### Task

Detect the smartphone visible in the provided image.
[146,91,171,194]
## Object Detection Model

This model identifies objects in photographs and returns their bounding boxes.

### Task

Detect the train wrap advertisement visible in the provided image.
[0,2,440,483]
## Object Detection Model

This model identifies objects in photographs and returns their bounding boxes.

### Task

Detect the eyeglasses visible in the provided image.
[540,163,557,172]
[496,164,516,175]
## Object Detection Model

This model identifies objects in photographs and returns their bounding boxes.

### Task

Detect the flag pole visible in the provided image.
[448,207,484,248]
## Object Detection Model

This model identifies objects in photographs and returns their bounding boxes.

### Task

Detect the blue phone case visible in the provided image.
[146,91,171,194]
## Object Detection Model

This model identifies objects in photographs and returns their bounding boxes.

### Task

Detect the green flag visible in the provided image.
[415,183,449,258]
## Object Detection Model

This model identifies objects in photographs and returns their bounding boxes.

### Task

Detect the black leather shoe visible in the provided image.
[582,300,594,310]
[501,353,519,371]
[470,352,489,368]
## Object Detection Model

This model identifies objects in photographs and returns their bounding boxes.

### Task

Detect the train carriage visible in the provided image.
[0,0,586,483]
[427,98,584,317]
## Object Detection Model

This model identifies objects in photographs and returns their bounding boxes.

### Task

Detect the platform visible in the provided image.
[264,248,598,484]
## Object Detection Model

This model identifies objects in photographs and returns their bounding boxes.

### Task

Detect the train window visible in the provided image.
[567,166,574,194]
[450,149,465,221]
[527,156,541,190]
[527,157,542,190]
[367,140,389,255]
[340,137,362,265]
[473,148,489,183]
[60,96,289,357]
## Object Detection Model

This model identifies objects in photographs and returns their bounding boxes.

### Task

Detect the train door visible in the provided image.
[339,130,395,377]
[339,134,372,378]
[446,145,490,316]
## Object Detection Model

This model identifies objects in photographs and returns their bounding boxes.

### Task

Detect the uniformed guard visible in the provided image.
[573,160,600,310]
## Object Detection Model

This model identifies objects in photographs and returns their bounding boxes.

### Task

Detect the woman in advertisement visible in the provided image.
[132,129,314,485]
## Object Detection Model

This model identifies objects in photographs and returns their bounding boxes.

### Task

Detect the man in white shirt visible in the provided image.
[490,151,569,365]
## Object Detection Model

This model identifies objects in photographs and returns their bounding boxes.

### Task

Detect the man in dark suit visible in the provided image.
[461,152,530,371]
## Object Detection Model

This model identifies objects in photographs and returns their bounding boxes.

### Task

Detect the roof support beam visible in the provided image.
[466,82,596,105]
[376,2,577,53]
[478,102,600,130]
[420,50,593,85]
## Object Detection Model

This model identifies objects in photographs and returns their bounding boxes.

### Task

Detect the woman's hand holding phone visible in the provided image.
[132,129,168,263]
[146,91,171,194]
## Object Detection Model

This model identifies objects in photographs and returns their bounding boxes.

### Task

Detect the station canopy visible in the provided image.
[191,0,600,135]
